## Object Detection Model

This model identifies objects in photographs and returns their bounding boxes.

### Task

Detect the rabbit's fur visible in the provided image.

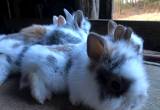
[68,32,148,110]
[0,9,90,87]
[43,9,91,44]
[108,20,143,56]
[16,9,90,45]
[0,9,90,45]
[19,22,148,110]
[0,20,148,110]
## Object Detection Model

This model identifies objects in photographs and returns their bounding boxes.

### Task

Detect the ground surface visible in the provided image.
[0,64,159,110]
[113,1,160,21]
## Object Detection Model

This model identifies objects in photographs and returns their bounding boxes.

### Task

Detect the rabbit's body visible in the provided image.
[0,20,148,110]
[68,37,148,110]
[0,34,75,102]
[0,9,90,45]
[20,43,76,103]
[0,9,90,87]
[20,26,148,110]
[43,10,91,45]
[0,37,26,85]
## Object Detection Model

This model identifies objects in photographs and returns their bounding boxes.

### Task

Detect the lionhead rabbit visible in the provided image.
[43,9,91,44]
[0,9,90,87]
[68,26,148,110]
[108,20,143,56]
[1,9,90,45]
[20,23,148,109]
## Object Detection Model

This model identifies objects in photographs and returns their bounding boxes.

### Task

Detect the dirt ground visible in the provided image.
[0,64,159,110]
[113,1,160,21]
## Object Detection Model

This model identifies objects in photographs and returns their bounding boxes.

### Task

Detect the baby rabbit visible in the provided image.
[1,9,90,45]
[43,9,91,44]
[19,24,148,110]
[108,20,143,56]
[0,9,90,86]
[67,28,148,110]
[16,9,90,44]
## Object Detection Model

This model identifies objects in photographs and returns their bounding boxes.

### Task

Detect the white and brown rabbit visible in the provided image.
[67,27,148,110]
[42,9,91,44]
[107,20,143,56]
[18,23,148,110]
[0,9,90,87]
[0,19,148,110]
[1,9,91,45]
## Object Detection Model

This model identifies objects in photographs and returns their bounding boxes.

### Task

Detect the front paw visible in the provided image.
[31,87,52,104]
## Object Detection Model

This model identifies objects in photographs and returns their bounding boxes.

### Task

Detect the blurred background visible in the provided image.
[113,0,160,21]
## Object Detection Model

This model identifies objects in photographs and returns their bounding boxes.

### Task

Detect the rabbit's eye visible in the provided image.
[96,67,132,98]
[108,77,122,94]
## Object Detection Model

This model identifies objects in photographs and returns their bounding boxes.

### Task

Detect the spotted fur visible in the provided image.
[67,32,148,110]
[17,29,148,110]
[0,18,147,110]
[0,9,91,88]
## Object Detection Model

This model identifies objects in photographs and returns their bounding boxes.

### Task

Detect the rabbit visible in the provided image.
[18,24,148,110]
[0,15,66,45]
[0,37,26,85]
[0,9,90,86]
[67,28,148,110]
[1,9,91,45]
[15,9,90,45]
[107,20,143,56]
[0,14,66,86]
[43,9,91,44]
[19,43,76,103]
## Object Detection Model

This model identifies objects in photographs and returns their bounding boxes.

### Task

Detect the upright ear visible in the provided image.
[74,10,84,28]
[123,27,132,41]
[64,8,73,23]
[87,32,105,61]
[108,20,117,36]
[58,15,66,26]
[114,25,126,41]
[53,16,58,25]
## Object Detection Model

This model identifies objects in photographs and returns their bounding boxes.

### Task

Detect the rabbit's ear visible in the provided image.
[74,10,84,28]
[64,8,73,23]
[87,32,105,61]
[114,25,126,41]
[123,27,132,41]
[53,16,58,25]
[108,20,117,36]
[58,15,66,26]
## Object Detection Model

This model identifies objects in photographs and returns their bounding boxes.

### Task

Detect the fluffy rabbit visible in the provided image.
[43,9,91,44]
[0,19,148,110]
[0,9,90,87]
[108,20,143,56]
[67,28,148,110]
[0,9,90,45]
[18,24,148,110]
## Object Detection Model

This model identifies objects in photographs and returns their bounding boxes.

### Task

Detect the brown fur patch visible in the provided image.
[20,25,47,39]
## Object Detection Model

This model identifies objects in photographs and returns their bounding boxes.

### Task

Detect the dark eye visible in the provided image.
[108,77,122,95]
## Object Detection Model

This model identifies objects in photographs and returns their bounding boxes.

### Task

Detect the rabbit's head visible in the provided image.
[64,9,91,37]
[45,9,91,44]
[86,28,148,110]
[108,20,143,56]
